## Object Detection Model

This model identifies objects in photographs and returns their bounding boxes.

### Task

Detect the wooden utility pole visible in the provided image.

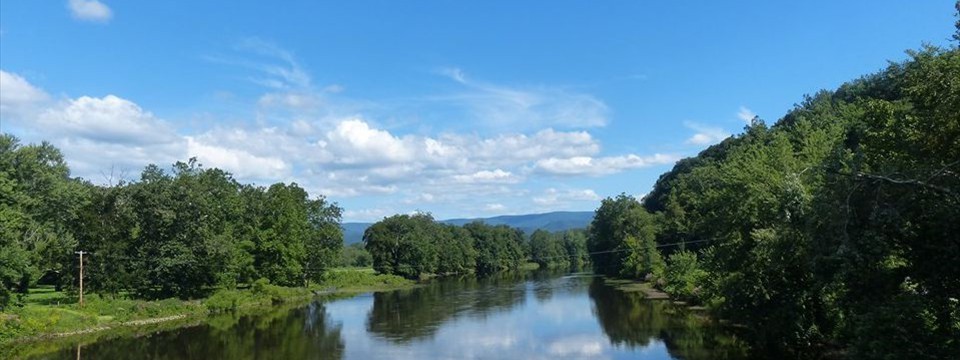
[75,251,86,307]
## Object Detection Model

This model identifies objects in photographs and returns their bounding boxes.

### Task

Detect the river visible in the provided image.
[28,271,750,359]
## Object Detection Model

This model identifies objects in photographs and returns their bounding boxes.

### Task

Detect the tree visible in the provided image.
[0,135,89,308]
[435,224,476,274]
[588,194,660,277]
[339,243,372,267]
[303,195,343,285]
[528,229,560,268]
[465,222,525,275]
[363,213,438,279]
[561,229,590,268]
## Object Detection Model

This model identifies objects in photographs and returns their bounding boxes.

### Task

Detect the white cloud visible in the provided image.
[5,53,680,221]
[184,136,289,180]
[0,71,49,115]
[536,153,678,176]
[737,106,756,124]
[438,68,609,129]
[684,122,729,145]
[453,169,518,184]
[67,0,112,22]
[342,208,395,222]
[447,128,600,167]
[236,38,311,90]
[483,203,506,212]
[257,91,322,110]
[39,95,177,145]
[438,67,467,84]
[403,192,437,205]
[533,188,601,206]
[323,118,416,165]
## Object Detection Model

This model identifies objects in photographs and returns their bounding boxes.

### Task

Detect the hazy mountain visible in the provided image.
[341,211,594,244]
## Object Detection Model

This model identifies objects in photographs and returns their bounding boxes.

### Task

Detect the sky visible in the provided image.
[0,1,956,222]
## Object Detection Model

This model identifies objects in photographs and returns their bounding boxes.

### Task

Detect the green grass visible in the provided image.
[23,286,70,306]
[327,266,377,274]
[316,268,415,292]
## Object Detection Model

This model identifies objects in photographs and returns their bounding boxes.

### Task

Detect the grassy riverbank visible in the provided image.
[0,268,413,346]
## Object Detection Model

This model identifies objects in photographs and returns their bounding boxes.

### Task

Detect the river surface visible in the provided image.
[29,271,750,359]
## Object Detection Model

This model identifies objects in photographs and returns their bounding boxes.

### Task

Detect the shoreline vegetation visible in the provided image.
[3,269,677,360]
[0,268,414,352]
[583,43,960,358]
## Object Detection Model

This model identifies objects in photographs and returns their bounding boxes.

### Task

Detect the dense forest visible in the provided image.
[362,213,589,279]
[586,44,959,357]
[0,141,343,307]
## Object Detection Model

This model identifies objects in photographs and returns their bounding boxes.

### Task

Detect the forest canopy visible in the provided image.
[0,142,343,306]
[587,45,959,357]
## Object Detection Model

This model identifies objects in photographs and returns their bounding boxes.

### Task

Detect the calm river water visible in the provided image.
[28,271,750,359]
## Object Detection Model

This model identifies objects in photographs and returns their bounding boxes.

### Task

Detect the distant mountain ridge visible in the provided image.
[341,211,594,244]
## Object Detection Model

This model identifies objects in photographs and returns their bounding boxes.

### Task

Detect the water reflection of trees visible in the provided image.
[588,278,749,360]
[367,272,530,343]
[66,303,344,360]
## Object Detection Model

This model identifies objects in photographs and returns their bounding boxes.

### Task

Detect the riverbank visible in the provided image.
[0,268,414,348]
[603,278,671,300]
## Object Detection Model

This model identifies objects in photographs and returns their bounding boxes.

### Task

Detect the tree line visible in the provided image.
[0,140,343,308]
[362,213,589,279]
[587,44,959,357]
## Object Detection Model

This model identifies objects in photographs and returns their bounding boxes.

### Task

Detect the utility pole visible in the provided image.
[75,251,86,307]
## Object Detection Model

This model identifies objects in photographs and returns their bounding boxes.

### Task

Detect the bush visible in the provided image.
[204,290,245,313]
[662,250,707,303]
[319,270,412,289]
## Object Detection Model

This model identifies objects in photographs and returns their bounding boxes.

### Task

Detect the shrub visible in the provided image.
[662,250,707,303]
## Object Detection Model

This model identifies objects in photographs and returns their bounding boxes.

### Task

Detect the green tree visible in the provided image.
[465,222,525,275]
[339,243,372,267]
[363,213,438,279]
[528,229,566,268]
[0,135,89,308]
[435,224,476,274]
[588,194,660,277]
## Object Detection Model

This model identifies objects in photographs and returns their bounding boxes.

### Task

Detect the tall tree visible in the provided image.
[588,194,660,277]
[363,213,438,279]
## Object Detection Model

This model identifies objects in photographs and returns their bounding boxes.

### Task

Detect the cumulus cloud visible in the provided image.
[533,188,601,207]
[322,119,416,165]
[39,95,177,145]
[0,70,49,115]
[3,58,679,221]
[440,129,600,168]
[737,106,757,124]
[453,169,518,184]
[184,136,289,180]
[684,121,729,146]
[536,153,678,176]
[67,0,112,22]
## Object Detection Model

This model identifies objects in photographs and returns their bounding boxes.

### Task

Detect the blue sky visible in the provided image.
[1,1,955,221]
